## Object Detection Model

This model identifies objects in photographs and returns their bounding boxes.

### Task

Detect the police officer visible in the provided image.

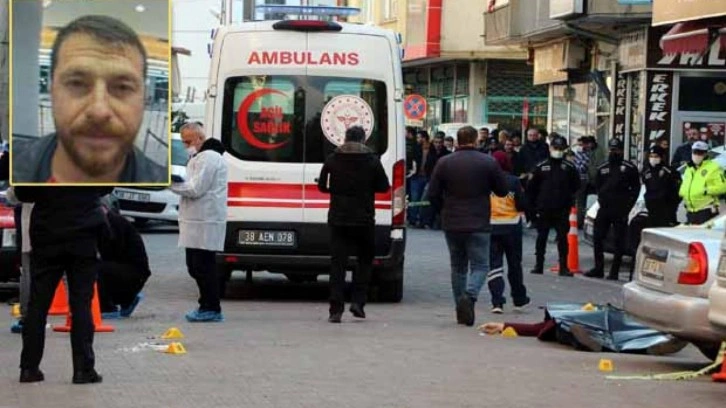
[526,135,580,277]
[679,141,726,225]
[586,138,640,280]
[643,145,680,227]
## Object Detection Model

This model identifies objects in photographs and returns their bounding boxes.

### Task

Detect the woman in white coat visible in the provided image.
[171,122,228,322]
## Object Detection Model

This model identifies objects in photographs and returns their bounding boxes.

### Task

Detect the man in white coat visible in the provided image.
[171,122,228,322]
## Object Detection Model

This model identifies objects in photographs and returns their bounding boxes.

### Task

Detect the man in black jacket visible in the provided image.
[318,126,390,323]
[518,128,549,225]
[428,126,509,327]
[97,204,151,318]
[14,186,112,384]
[526,135,581,277]
[586,138,641,280]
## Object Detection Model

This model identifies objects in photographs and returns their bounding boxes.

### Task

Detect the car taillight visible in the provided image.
[678,242,708,285]
[0,207,14,229]
[272,20,342,32]
[392,159,406,227]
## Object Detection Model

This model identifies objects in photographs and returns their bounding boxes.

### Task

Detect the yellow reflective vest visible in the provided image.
[679,159,726,212]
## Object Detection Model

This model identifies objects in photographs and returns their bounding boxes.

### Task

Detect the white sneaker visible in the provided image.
[491,306,503,314]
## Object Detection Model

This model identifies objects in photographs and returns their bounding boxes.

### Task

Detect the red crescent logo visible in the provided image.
[236,88,290,150]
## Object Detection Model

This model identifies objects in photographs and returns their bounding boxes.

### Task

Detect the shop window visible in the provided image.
[679,76,726,113]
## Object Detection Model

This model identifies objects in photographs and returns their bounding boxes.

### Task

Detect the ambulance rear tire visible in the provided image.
[377,266,403,303]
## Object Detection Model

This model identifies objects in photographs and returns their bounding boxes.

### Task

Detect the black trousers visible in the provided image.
[20,240,99,372]
[593,211,628,276]
[686,208,717,225]
[535,209,569,270]
[488,223,528,307]
[185,248,221,313]
[329,225,375,313]
[97,262,149,313]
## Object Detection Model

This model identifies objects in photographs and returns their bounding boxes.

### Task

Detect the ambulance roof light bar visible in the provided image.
[256,5,361,21]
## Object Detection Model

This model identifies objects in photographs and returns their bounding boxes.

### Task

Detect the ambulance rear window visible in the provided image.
[222,75,388,163]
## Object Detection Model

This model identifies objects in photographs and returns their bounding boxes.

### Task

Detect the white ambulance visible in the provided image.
[205,18,406,301]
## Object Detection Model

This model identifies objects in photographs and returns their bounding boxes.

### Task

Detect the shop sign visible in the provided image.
[613,73,628,141]
[653,0,726,26]
[618,29,647,72]
[533,42,569,85]
[644,71,673,147]
[647,24,726,70]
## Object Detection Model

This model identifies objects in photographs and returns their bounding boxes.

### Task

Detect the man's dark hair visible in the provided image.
[444,136,454,142]
[435,131,445,139]
[539,128,549,139]
[479,127,489,132]
[417,130,430,142]
[345,126,366,143]
[51,15,148,80]
[405,126,416,137]
[457,126,478,146]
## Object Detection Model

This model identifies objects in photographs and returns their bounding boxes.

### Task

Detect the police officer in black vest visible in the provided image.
[586,138,641,280]
[642,145,680,227]
[526,135,580,277]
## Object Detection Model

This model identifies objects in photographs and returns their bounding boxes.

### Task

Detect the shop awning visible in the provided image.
[659,21,711,55]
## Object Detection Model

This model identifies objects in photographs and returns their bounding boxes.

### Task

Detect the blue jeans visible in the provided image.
[444,231,491,302]
[407,175,427,225]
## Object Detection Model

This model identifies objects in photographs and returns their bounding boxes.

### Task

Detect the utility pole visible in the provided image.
[243,0,255,22]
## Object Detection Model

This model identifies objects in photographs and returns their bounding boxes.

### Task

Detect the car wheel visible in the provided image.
[693,341,722,361]
[376,262,404,303]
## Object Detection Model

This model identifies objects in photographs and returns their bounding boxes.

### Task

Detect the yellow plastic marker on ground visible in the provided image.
[161,327,184,339]
[10,304,21,318]
[581,303,596,311]
[164,342,187,355]
[501,327,518,338]
[599,359,614,372]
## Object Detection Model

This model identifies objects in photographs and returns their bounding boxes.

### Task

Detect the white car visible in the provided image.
[708,233,726,334]
[624,214,726,361]
[114,133,187,226]
[583,146,726,255]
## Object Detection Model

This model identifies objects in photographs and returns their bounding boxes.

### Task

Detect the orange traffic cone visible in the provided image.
[48,280,69,316]
[53,282,115,333]
[550,207,581,274]
[713,344,726,382]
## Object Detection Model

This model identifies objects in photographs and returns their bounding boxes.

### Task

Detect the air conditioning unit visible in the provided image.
[549,0,584,20]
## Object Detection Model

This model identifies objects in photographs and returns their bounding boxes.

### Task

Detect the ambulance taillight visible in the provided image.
[392,159,406,227]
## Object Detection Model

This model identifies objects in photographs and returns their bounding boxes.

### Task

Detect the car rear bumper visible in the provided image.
[218,222,406,279]
[623,282,726,343]
[708,280,726,330]
[116,189,179,222]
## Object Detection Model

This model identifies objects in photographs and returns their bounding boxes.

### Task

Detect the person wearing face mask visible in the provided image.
[526,135,580,277]
[679,141,726,225]
[170,122,228,322]
[642,145,680,228]
[586,138,640,280]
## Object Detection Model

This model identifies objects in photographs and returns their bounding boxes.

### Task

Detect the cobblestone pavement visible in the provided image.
[0,226,722,408]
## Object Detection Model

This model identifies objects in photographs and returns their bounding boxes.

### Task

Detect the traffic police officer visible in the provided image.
[642,145,680,227]
[526,135,580,277]
[679,141,726,225]
[586,138,640,280]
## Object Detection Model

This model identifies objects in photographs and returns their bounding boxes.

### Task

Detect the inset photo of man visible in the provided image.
[10,0,170,185]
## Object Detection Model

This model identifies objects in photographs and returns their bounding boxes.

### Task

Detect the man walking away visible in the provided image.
[317,126,390,323]
[526,135,580,277]
[428,126,509,327]
[171,122,228,322]
[14,186,112,384]
[679,141,726,225]
[97,203,151,319]
[586,139,640,280]
[488,151,530,314]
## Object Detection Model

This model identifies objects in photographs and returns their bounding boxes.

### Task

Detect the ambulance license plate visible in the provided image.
[239,230,296,248]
